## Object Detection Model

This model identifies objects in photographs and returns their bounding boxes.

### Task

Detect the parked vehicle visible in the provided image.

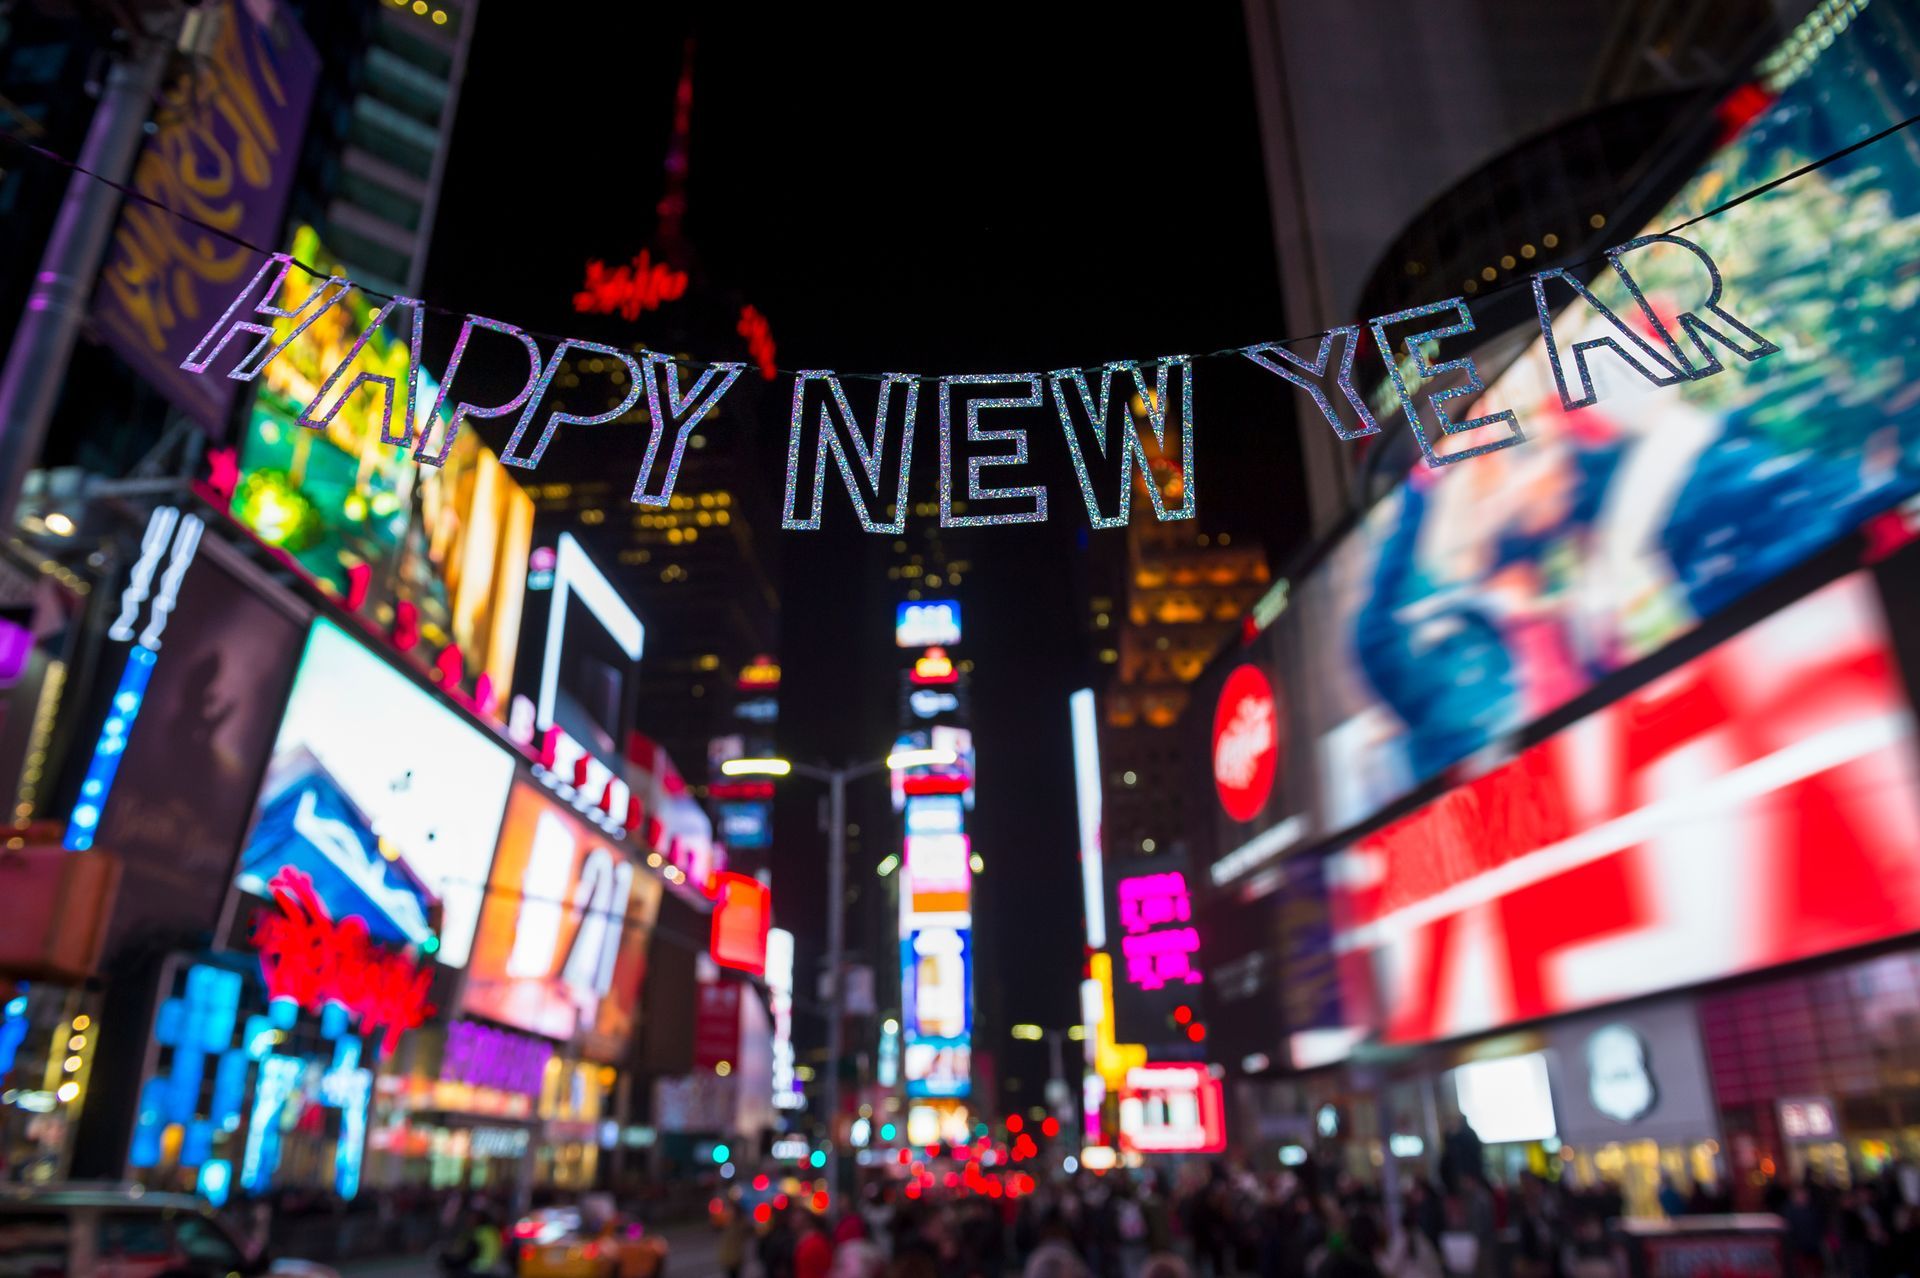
[0,1183,341,1278]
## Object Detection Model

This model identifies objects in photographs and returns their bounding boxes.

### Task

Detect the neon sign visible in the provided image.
[738,654,781,689]
[711,872,772,976]
[896,600,962,648]
[573,250,690,320]
[738,305,777,381]
[1115,871,1202,992]
[910,647,958,685]
[1119,1063,1225,1154]
[441,1020,552,1098]
[251,866,433,1055]
[1212,664,1280,822]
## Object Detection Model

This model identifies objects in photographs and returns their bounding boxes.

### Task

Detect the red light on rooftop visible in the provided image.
[1187,1023,1207,1043]
[738,305,778,381]
[1174,1005,1192,1025]
[572,249,689,321]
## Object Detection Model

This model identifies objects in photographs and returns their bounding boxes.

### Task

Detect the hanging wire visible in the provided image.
[2,108,1918,378]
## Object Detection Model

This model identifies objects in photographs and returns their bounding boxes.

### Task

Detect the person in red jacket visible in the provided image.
[795,1210,836,1278]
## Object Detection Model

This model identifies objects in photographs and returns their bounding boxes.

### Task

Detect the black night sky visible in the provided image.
[426,8,1306,1101]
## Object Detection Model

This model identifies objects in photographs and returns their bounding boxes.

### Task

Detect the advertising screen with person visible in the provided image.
[233,618,517,967]
[1298,1,1920,838]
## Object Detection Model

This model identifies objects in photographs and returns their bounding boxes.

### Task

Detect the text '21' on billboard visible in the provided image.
[1328,572,1920,1047]
[1298,2,1920,838]
[464,783,662,1059]
[235,619,516,967]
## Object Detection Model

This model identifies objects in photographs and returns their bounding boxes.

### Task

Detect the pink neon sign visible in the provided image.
[1116,871,1202,992]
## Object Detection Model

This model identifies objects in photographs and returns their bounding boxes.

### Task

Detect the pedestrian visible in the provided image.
[1024,1241,1089,1278]
[832,1237,884,1278]
[440,1206,504,1278]
[798,1210,838,1278]
[1380,1211,1443,1278]
[764,1208,800,1278]
[718,1200,751,1278]
[1313,1212,1384,1278]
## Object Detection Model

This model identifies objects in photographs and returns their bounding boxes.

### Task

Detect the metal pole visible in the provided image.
[0,21,172,525]
[824,766,847,1199]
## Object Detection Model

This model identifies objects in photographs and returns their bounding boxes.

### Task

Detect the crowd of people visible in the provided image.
[708,1155,1920,1278]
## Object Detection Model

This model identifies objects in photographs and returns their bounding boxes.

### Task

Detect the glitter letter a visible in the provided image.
[501,340,645,471]
[1048,359,1195,529]
[782,372,920,534]
[1606,234,1780,381]
[1530,268,1693,412]
[179,253,349,382]
[299,295,431,447]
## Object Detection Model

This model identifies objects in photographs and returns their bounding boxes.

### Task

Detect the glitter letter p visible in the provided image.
[414,316,545,468]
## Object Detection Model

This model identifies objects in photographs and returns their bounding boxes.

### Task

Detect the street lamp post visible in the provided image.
[720,745,955,1199]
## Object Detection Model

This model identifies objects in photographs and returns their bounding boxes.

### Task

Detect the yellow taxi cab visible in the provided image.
[511,1206,667,1278]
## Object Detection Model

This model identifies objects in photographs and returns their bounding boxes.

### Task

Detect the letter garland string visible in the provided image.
[4,108,1918,533]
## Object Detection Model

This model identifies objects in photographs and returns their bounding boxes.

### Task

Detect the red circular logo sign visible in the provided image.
[1212,664,1281,823]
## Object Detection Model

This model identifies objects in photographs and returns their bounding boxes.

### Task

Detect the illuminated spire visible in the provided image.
[656,37,696,258]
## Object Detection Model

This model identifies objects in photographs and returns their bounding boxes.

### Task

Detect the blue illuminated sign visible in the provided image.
[719,802,772,849]
[895,600,961,648]
[64,644,158,851]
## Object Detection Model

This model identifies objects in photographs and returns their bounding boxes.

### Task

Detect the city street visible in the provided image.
[7,4,1920,1278]
[338,1221,726,1278]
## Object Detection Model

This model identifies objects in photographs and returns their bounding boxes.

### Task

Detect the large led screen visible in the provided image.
[464,783,662,1059]
[902,927,972,1040]
[1300,6,1920,836]
[234,225,534,711]
[1327,572,1920,1046]
[235,619,516,966]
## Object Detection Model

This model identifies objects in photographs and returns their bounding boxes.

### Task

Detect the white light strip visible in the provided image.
[1209,813,1306,886]
[1333,711,1913,954]
[1070,689,1107,950]
[538,532,645,731]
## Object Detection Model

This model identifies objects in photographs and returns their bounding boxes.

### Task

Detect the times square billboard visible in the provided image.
[1194,0,1920,1067]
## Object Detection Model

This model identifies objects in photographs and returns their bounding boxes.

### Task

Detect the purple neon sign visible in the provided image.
[1116,871,1201,992]
[441,1021,552,1097]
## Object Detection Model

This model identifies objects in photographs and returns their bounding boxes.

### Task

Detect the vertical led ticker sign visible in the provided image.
[1070,689,1107,949]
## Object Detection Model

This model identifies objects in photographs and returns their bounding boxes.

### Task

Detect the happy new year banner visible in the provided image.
[9,104,1920,533]
[173,231,1775,533]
